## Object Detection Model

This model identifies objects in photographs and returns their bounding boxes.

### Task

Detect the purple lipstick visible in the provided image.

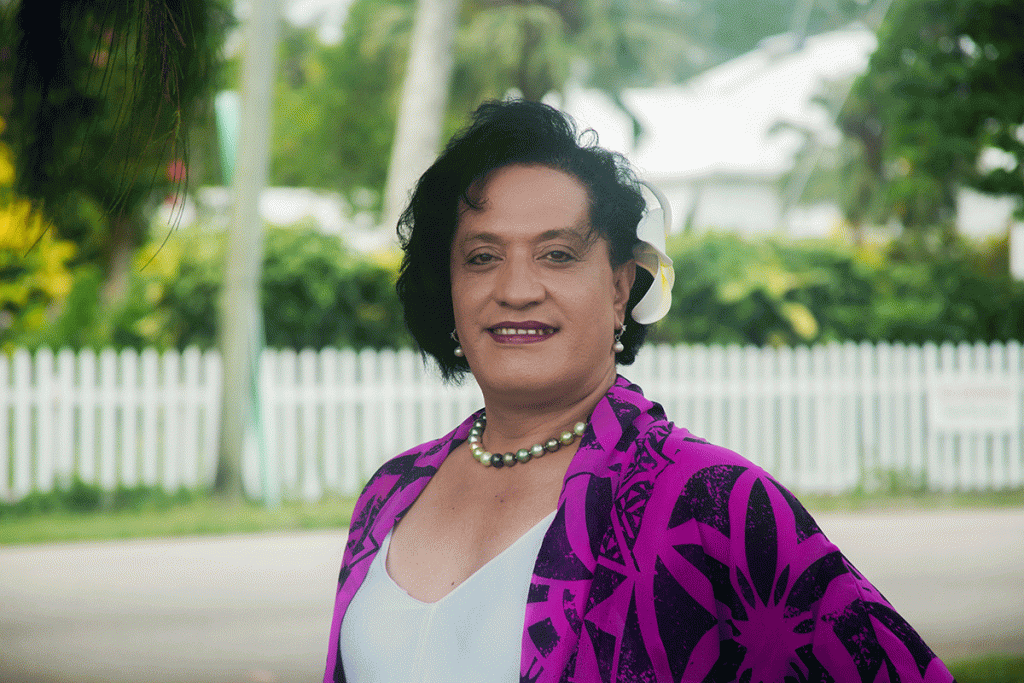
[487,321,557,344]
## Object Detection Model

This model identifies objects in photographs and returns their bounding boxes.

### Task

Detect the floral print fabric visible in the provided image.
[324,376,954,683]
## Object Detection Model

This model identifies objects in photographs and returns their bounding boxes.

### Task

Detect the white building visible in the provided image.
[563,26,1018,241]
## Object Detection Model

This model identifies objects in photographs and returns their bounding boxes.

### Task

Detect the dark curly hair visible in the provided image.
[396,99,653,382]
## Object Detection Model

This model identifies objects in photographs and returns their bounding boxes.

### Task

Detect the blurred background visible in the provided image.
[1,0,1022,681]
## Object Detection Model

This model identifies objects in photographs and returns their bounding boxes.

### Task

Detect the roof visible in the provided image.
[565,26,878,181]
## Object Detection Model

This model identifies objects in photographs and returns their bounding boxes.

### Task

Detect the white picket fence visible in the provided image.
[1,342,1022,503]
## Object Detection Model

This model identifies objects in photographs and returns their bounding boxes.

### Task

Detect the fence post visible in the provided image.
[320,348,340,495]
[0,354,9,502]
[839,342,860,491]
[278,348,299,499]
[339,349,359,495]
[99,348,118,493]
[161,350,181,492]
[379,348,397,466]
[35,348,55,494]
[140,348,160,488]
[397,349,418,455]
[181,347,203,489]
[359,349,379,480]
[78,348,97,486]
[256,348,278,501]
[794,345,814,492]
[1009,341,1023,488]
[299,348,321,501]
[55,349,76,488]
[811,345,831,493]
[203,351,223,487]
[12,350,33,499]
[120,348,139,488]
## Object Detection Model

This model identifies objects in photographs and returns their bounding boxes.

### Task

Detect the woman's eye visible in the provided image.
[468,253,496,265]
[545,250,575,262]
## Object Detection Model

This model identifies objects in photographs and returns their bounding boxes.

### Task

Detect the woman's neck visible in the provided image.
[476,366,617,456]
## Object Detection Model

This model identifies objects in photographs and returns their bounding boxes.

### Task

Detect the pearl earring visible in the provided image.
[451,330,464,357]
[613,324,626,353]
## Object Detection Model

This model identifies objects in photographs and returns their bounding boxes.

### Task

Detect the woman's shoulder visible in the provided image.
[600,376,775,485]
[567,379,954,683]
[639,418,823,538]
[598,378,823,541]
[375,436,460,491]
[361,434,451,496]
[351,411,479,514]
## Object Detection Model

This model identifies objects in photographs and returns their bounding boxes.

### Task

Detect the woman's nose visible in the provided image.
[494,257,544,307]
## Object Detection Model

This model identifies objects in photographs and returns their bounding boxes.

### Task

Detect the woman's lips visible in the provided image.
[487,325,556,343]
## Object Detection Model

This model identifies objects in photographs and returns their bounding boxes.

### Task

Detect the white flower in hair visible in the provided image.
[631,181,675,324]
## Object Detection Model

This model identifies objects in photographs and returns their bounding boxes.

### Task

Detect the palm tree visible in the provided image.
[379,0,709,229]
[381,0,464,231]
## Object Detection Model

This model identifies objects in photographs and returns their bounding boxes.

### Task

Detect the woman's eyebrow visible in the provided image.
[459,231,504,246]
[460,226,587,245]
[536,227,587,243]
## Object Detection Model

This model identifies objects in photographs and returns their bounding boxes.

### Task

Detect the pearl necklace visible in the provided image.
[467,413,587,468]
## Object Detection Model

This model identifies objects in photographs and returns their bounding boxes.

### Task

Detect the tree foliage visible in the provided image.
[15,226,410,353]
[267,0,714,203]
[266,0,874,205]
[0,188,76,349]
[653,233,1023,347]
[839,0,1024,241]
[0,0,227,286]
[270,4,409,195]
[690,0,868,60]
[453,0,706,101]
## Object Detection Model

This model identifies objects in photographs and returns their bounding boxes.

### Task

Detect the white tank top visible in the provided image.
[339,509,557,683]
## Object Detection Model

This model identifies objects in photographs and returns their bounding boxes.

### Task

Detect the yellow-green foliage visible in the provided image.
[34,225,413,351]
[651,232,1024,348]
[0,135,77,350]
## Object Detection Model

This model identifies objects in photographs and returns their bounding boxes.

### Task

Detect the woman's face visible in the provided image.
[450,164,635,404]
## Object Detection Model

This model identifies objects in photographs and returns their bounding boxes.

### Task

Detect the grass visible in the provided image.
[949,654,1024,683]
[798,487,1024,513]
[0,494,357,546]
[1,484,1022,547]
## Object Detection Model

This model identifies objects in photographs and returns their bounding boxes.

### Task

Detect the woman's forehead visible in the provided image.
[456,165,591,236]
[465,162,585,197]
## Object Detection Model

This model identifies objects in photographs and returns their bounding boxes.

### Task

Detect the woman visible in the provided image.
[324,100,954,683]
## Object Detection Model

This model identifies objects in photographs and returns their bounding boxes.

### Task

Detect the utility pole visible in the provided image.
[216,0,280,501]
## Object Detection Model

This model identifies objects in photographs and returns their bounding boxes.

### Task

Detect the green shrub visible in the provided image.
[654,232,1024,347]
[11,225,411,351]
[8,228,1022,351]
[260,228,408,349]
[0,478,200,519]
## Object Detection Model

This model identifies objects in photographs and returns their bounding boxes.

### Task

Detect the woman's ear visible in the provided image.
[612,259,637,319]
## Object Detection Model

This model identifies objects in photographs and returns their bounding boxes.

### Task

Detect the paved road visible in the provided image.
[1,508,1022,683]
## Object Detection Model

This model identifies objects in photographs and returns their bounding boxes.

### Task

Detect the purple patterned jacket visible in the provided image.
[324,376,954,683]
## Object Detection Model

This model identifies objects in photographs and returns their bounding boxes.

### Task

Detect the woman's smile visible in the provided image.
[487,321,558,343]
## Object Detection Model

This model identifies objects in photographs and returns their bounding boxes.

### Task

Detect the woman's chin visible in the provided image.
[468,352,613,405]
[472,363,552,395]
